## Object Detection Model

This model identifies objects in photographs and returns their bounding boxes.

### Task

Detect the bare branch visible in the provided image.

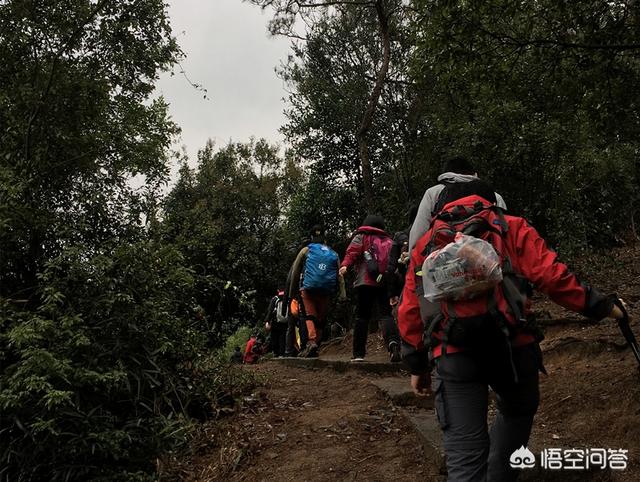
[356,0,391,211]
[294,0,376,7]
[176,61,210,100]
[274,31,309,41]
[471,19,640,52]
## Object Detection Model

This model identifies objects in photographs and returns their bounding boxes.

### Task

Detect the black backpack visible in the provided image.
[432,180,497,219]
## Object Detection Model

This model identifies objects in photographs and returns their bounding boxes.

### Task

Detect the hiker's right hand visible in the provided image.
[339,266,347,277]
[610,298,630,320]
[411,373,431,397]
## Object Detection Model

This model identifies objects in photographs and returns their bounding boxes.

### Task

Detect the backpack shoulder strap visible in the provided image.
[431,181,454,218]
[496,206,508,233]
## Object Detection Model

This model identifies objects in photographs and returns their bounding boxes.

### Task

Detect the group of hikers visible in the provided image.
[246,217,409,363]
[237,156,630,481]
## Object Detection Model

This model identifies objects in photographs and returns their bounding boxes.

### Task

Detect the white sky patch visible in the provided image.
[156,0,292,171]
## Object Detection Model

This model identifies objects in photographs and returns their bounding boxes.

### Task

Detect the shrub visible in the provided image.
[0,241,250,481]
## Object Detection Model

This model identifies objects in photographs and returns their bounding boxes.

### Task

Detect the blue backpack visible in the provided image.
[302,243,339,292]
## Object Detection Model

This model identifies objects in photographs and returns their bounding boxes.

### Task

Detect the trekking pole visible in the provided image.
[613,298,640,372]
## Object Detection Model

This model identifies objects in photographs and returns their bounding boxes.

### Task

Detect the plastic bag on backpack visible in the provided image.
[422,233,503,302]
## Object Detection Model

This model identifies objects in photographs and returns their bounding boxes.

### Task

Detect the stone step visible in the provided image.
[369,377,445,474]
[370,377,434,409]
[400,408,446,477]
[268,356,406,375]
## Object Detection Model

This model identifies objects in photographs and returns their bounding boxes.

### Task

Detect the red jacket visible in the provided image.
[341,226,391,287]
[243,337,262,364]
[398,196,613,374]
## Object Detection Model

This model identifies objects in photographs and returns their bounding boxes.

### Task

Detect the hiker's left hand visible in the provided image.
[399,252,410,265]
[411,373,431,397]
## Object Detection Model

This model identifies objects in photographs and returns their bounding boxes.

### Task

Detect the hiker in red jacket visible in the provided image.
[398,180,627,481]
[340,215,401,362]
[243,334,265,364]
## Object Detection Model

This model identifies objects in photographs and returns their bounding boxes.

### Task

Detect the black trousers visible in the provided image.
[270,322,287,357]
[434,343,541,482]
[285,315,309,355]
[352,285,399,358]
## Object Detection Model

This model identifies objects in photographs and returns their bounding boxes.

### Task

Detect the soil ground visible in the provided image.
[521,244,640,481]
[165,359,439,481]
[166,245,640,481]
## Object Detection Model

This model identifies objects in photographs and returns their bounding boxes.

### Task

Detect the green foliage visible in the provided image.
[407,0,640,254]
[276,2,422,234]
[162,139,303,344]
[0,1,255,480]
[1,242,203,479]
[218,326,253,362]
[266,0,640,255]
[0,0,180,299]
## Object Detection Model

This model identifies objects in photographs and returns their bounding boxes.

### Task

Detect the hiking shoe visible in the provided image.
[298,343,319,358]
[389,342,402,363]
[350,356,365,362]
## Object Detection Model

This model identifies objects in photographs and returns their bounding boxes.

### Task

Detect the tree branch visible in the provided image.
[473,20,640,52]
[356,0,391,211]
[294,0,376,7]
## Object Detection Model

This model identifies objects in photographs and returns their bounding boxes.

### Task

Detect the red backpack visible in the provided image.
[415,195,528,353]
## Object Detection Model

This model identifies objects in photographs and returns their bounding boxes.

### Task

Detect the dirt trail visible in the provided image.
[169,327,640,481]
[171,358,440,481]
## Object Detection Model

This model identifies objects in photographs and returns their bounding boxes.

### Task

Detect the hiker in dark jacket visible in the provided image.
[264,289,287,357]
[408,156,507,252]
[386,205,419,302]
[230,346,243,364]
[287,226,346,358]
[283,266,298,356]
[398,179,628,482]
[340,215,400,362]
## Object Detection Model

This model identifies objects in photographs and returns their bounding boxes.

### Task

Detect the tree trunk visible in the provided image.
[356,0,391,213]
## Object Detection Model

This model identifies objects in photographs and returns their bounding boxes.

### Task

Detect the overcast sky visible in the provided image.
[155,0,291,164]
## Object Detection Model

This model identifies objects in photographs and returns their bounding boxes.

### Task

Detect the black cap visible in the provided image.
[310,224,324,237]
[442,156,475,175]
[362,214,385,230]
[310,224,326,243]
